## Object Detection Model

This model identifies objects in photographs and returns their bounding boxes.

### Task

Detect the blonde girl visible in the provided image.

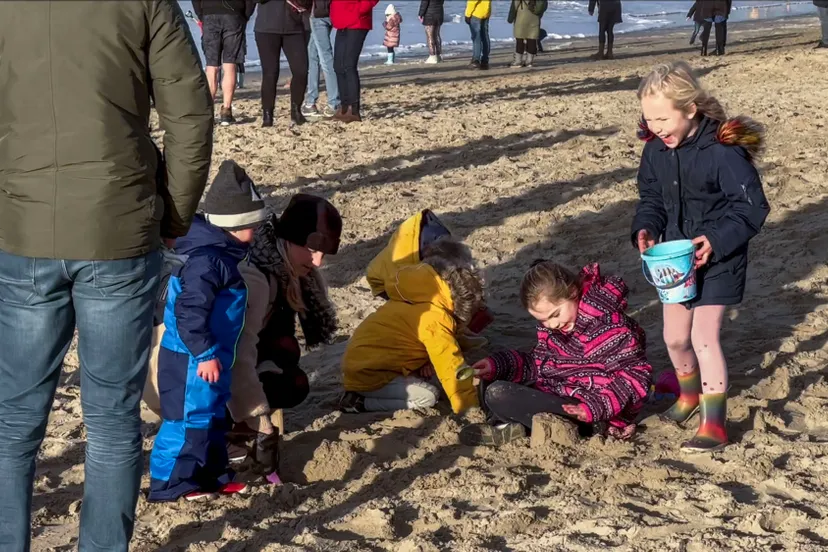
[633,61,770,451]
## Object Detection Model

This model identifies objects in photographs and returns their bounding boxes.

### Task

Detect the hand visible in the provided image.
[692,235,713,268]
[636,229,656,253]
[419,16,423,23]
[471,358,495,381]
[162,238,177,249]
[418,362,435,379]
[465,16,471,24]
[197,358,222,384]
[562,403,589,422]
[588,10,594,16]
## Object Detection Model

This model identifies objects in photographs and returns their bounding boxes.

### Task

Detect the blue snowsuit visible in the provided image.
[149,216,249,501]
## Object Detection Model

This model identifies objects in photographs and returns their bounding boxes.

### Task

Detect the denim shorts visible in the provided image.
[202,14,247,66]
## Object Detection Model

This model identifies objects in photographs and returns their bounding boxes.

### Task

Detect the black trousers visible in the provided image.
[481,380,580,429]
[515,38,538,55]
[255,31,308,112]
[700,20,727,53]
[598,20,617,49]
[334,28,369,111]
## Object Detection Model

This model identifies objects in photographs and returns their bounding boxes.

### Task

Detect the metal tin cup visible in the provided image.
[455,365,474,381]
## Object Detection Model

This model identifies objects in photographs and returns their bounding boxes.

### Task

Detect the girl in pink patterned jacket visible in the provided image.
[460,261,652,447]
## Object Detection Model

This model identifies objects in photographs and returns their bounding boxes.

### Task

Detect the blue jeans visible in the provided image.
[306,16,339,109]
[469,17,490,64]
[0,250,161,552]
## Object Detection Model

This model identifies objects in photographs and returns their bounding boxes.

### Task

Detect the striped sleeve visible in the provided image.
[488,350,538,385]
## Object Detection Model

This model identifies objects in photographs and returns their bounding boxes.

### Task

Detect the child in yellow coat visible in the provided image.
[340,211,483,414]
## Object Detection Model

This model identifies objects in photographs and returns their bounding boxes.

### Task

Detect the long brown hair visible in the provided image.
[520,260,581,310]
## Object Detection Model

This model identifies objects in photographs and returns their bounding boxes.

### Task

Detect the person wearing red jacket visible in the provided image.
[331,0,379,123]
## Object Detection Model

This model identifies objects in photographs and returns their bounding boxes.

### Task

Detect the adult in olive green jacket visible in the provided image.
[0,1,213,551]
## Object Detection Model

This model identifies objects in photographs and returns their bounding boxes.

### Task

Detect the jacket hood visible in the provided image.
[387,264,454,312]
[366,211,423,297]
[637,115,765,160]
[576,264,629,326]
[175,215,249,260]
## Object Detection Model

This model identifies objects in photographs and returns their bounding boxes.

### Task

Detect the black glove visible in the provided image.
[465,16,471,25]
[253,429,280,474]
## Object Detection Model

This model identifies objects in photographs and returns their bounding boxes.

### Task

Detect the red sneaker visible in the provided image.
[219,482,250,496]
[184,490,217,502]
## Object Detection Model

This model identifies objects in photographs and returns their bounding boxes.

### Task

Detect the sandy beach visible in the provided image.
[33,16,828,552]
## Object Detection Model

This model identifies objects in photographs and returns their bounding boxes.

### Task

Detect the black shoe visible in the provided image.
[701,45,708,57]
[290,104,306,127]
[468,60,481,69]
[227,442,249,464]
[605,48,614,60]
[459,422,527,447]
[815,42,828,49]
[261,110,274,128]
[219,106,235,126]
[479,62,489,70]
[253,429,280,474]
[339,392,366,413]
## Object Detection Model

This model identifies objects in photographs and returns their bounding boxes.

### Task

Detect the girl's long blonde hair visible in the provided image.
[276,237,306,315]
[637,61,727,122]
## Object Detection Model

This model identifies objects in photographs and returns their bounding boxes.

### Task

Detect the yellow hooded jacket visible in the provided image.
[465,0,492,19]
[344,212,478,414]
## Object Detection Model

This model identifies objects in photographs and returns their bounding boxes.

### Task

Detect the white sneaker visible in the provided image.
[425,55,439,64]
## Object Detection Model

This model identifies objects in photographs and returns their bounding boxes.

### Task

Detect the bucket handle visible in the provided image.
[642,260,694,290]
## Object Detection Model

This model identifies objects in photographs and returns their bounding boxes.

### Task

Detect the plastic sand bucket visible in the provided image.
[456,364,474,381]
[641,240,697,304]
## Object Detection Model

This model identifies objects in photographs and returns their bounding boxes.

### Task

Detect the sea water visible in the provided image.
[177,0,817,68]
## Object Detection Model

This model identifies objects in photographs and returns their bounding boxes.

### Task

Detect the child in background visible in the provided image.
[461,262,652,446]
[339,211,485,414]
[633,61,769,451]
[149,161,268,502]
[687,1,703,45]
[383,4,402,65]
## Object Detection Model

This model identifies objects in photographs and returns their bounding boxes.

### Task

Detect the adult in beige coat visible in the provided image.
[146,194,342,480]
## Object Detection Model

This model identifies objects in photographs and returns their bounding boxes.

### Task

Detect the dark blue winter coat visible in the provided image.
[631,116,770,306]
[149,215,250,501]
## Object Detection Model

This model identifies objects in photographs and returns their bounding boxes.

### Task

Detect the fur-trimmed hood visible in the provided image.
[249,214,338,348]
[638,115,765,161]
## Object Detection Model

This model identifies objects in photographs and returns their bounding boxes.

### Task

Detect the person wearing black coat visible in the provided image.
[588,0,622,60]
[633,62,770,453]
[686,1,703,45]
[254,0,312,127]
[815,0,828,48]
[697,0,731,56]
[419,0,445,63]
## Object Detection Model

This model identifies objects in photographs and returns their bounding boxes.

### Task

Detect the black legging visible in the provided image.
[700,20,727,54]
[515,38,537,55]
[334,28,369,113]
[599,20,616,50]
[481,380,581,429]
[255,31,308,112]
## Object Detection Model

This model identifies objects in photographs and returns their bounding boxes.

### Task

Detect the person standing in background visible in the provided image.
[587,0,622,60]
[698,0,731,56]
[383,4,403,65]
[302,0,341,119]
[508,0,548,68]
[254,0,312,128]
[420,0,445,64]
[194,0,256,125]
[0,1,213,549]
[814,0,828,48]
[331,0,380,123]
[466,0,492,70]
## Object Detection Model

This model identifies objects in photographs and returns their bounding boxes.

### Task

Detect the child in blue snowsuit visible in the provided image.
[149,160,267,502]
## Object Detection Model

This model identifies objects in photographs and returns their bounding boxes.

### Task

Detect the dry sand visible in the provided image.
[33,17,828,552]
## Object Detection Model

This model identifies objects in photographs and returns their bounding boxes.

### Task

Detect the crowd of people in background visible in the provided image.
[192,0,828,126]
